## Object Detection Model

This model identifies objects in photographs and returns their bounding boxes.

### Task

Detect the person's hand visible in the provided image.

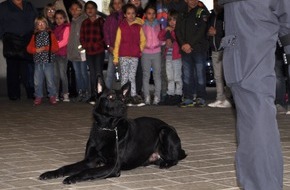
[181,44,192,53]
[208,26,216,36]
[113,61,118,66]
[36,47,46,53]
[166,39,173,48]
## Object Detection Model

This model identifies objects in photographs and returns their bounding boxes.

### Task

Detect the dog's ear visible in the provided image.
[121,81,131,98]
[95,75,106,96]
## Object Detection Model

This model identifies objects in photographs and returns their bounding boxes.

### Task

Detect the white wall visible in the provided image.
[202,0,213,11]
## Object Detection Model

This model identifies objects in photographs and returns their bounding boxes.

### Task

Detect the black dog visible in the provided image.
[39,77,186,184]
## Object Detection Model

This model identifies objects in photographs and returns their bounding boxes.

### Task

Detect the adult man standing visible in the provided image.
[0,0,37,100]
[219,0,290,189]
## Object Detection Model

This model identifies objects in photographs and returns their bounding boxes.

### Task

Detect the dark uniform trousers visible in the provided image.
[220,0,290,189]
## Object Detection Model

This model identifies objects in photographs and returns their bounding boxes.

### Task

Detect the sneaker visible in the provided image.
[179,99,194,108]
[216,99,232,108]
[49,96,57,105]
[276,104,287,115]
[75,90,83,102]
[195,98,206,107]
[152,96,160,105]
[56,96,60,102]
[87,96,96,105]
[81,90,89,102]
[63,93,70,102]
[145,96,151,105]
[208,100,223,108]
[131,95,145,107]
[34,97,42,105]
[286,111,290,115]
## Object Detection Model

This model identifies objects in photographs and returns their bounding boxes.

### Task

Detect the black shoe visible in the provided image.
[9,96,20,101]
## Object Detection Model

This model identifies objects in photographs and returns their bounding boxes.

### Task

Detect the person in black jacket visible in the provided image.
[175,0,209,107]
[219,0,290,189]
[207,0,231,108]
[0,0,38,100]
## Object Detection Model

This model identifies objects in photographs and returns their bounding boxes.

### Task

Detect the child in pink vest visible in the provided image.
[113,3,146,107]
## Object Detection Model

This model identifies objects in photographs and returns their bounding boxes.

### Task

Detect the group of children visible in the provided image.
[27,0,213,108]
[26,0,184,107]
[110,0,183,106]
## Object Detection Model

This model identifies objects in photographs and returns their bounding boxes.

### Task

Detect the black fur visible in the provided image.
[39,76,187,184]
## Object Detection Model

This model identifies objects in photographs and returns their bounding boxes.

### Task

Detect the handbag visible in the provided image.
[2,32,32,60]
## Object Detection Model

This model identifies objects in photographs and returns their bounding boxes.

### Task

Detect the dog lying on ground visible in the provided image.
[39,77,187,184]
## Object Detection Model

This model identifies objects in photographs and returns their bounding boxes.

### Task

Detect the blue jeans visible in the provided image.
[54,55,69,95]
[87,52,105,96]
[182,51,207,100]
[34,62,56,98]
[72,61,89,92]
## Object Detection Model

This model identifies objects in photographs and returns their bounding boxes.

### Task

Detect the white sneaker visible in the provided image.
[63,93,70,102]
[153,96,160,105]
[208,100,223,107]
[216,99,232,108]
[145,96,151,105]
[286,111,290,115]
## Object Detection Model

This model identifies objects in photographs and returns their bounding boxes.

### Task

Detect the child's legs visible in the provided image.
[34,63,45,98]
[72,61,82,91]
[141,54,152,98]
[57,56,69,94]
[119,57,130,87]
[79,61,89,91]
[44,62,57,97]
[105,53,115,89]
[95,52,105,77]
[166,55,175,96]
[173,58,183,96]
[53,59,60,95]
[128,57,138,97]
[87,55,97,96]
[151,52,161,99]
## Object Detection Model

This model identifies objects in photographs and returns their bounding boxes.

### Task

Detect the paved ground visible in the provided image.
[0,89,290,190]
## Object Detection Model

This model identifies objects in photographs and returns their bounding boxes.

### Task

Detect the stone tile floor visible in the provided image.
[0,96,290,190]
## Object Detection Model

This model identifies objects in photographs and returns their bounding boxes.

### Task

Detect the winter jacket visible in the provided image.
[103,11,124,48]
[26,31,59,63]
[207,10,224,52]
[142,19,162,54]
[175,5,209,53]
[158,29,181,60]
[113,18,146,63]
[53,23,70,56]
[67,14,87,61]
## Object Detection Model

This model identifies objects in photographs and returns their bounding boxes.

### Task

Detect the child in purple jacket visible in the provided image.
[103,0,125,89]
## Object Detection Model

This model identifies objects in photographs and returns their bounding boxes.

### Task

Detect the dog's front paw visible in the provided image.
[63,175,79,184]
[39,170,61,180]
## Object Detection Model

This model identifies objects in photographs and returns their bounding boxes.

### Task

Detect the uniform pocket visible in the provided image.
[220,35,243,84]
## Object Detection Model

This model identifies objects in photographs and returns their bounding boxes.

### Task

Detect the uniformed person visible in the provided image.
[219,0,290,189]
